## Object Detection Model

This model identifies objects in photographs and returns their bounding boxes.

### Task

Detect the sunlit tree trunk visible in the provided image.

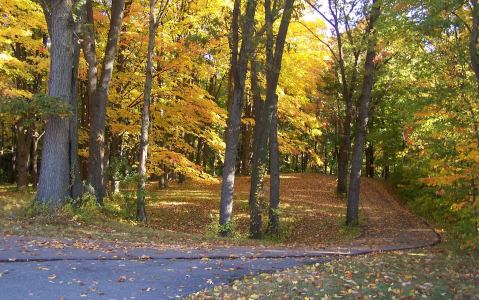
[137,0,169,223]
[36,0,75,205]
[219,0,257,235]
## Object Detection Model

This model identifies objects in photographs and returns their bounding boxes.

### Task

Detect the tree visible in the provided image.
[306,0,364,193]
[219,0,258,236]
[346,0,381,226]
[0,1,49,190]
[137,0,170,223]
[248,0,296,238]
[35,0,76,205]
[82,0,126,203]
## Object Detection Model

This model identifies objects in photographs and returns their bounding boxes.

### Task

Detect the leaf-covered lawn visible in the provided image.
[189,240,479,299]
[147,174,360,245]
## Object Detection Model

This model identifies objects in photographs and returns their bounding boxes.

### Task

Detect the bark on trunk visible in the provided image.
[30,130,40,187]
[268,106,280,235]
[83,0,125,204]
[36,0,75,205]
[219,0,257,235]
[16,121,33,191]
[365,143,375,178]
[240,94,253,175]
[70,19,82,199]
[337,112,351,193]
[249,0,295,238]
[346,0,381,226]
[322,0,361,194]
[137,0,167,223]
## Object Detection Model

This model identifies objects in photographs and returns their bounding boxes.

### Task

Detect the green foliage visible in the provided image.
[105,191,137,221]
[0,169,9,184]
[63,192,101,222]
[391,168,478,243]
[206,213,237,238]
[105,169,142,220]
[0,94,72,124]
[108,157,133,181]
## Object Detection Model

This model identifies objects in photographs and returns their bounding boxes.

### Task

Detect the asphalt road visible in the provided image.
[0,237,331,299]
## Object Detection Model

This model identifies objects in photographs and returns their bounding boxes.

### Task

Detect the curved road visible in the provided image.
[0,236,332,299]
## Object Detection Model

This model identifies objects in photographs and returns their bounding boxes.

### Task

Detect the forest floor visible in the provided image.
[0,174,437,249]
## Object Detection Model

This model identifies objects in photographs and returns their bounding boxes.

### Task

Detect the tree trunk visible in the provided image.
[30,130,40,187]
[249,0,295,238]
[337,113,351,193]
[346,0,381,226]
[219,0,257,235]
[137,0,165,223]
[325,0,361,195]
[70,19,82,199]
[365,142,375,178]
[36,0,75,206]
[84,0,125,204]
[268,106,280,235]
[240,94,253,175]
[195,138,204,165]
[15,121,33,191]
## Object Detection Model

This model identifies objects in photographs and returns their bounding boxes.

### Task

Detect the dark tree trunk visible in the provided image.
[159,169,169,189]
[219,0,257,235]
[195,138,204,165]
[36,0,75,205]
[365,143,375,178]
[268,106,280,235]
[202,144,209,170]
[83,0,125,204]
[249,0,295,238]
[319,0,361,194]
[337,113,351,193]
[240,94,253,175]
[15,121,33,191]
[382,165,390,180]
[30,130,40,187]
[346,0,381,226]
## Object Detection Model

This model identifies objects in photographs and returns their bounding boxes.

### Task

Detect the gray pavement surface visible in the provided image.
[0,236,331,299]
